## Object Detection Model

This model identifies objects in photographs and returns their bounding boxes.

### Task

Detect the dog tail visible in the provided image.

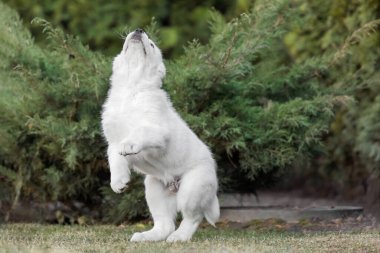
[204,195,220,227]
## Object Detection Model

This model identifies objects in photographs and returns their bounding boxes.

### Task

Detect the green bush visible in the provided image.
[0,0,346,222]
[3,0,253,58]
[165,2,340,191]
[0,2,147,222]
[283,0,380,194]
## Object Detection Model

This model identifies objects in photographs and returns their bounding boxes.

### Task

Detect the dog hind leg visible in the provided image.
[130,175,176,242]
[166,164,219,242]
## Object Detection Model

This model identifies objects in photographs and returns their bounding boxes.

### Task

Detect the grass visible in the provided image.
[0,223,379,253]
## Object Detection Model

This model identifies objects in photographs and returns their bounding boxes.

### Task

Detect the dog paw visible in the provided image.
[119,140,142,156]
[130,232,162,242]
[130,232,145,242]
[110,176,129,193]
[166,232,191,242]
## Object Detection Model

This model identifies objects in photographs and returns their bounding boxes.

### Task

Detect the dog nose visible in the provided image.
[135,28,144,34]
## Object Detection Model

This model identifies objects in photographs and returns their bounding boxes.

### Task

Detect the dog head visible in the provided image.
[112,29,166,84]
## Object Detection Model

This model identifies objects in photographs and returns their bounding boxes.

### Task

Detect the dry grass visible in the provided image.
[0,223,379,253]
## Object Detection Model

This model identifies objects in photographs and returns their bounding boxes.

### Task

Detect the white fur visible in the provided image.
[101,30,219,242]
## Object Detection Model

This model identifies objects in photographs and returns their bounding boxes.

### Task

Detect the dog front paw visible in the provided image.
[119,139,142,156]
[110,176,129,193]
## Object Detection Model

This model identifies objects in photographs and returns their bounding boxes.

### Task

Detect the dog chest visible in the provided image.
[101,90,160,142]
[102,94,138,141]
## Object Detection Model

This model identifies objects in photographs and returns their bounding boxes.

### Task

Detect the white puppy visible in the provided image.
[101,28,219,242]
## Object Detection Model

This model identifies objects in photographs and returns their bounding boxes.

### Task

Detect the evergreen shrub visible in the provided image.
[284,0,380,194]
[0,0,343,221]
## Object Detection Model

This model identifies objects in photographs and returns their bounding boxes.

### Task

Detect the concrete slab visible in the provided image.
[219,192,363,222]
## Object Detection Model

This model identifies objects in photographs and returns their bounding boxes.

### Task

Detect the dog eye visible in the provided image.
[150,43,154,48]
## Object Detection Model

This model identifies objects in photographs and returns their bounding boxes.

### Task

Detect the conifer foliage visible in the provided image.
[164,1,337,191]
[0,0,339,221]
[0,2,113,220]
[283,0,380,191]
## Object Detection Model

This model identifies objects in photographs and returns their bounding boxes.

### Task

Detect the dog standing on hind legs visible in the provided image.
[101,28,220,242]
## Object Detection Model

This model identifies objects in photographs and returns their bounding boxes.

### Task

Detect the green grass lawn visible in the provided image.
[0,224,379,253]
